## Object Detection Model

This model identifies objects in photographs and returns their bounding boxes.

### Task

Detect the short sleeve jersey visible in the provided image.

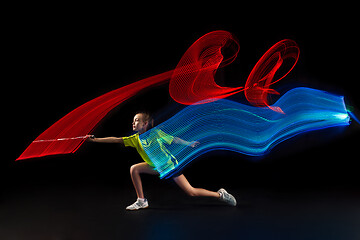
[122,133,155,167]
[122,130,175,170]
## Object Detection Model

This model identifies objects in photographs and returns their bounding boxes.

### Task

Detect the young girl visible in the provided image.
[87,112,236,210]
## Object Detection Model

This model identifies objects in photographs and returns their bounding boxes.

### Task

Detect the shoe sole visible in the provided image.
[126,205,149,211]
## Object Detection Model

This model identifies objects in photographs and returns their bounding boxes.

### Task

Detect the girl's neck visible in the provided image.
[137,129,146,134]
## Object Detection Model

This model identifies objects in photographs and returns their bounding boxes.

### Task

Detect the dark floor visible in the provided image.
[1,182,359,240]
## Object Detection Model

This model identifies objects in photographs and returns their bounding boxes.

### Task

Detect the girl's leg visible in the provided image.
[173,174,220,198]
[130,162,158,198]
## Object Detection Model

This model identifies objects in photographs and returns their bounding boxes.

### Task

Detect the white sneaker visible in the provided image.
[126,198,149,211]
[217,188,237,206]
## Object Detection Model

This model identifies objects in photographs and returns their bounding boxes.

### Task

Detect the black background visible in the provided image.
[5,5,360,196]
[3,4,360,239]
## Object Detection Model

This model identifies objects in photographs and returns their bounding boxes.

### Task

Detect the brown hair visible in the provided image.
[136,111,154,129]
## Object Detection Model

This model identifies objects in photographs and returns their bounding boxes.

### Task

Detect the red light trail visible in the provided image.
[17,30,299,160]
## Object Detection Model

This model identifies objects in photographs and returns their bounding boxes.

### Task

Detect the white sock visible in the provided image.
[137,198,146,202]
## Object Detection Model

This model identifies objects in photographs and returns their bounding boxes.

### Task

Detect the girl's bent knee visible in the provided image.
[130,165,138,175]
[186,188,198,197]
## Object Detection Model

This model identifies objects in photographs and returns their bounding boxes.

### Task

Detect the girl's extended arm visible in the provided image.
[87,135,124,145]
[173,137,200,147]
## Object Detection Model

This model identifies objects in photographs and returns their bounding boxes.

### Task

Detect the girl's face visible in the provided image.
[132,113,148,133]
